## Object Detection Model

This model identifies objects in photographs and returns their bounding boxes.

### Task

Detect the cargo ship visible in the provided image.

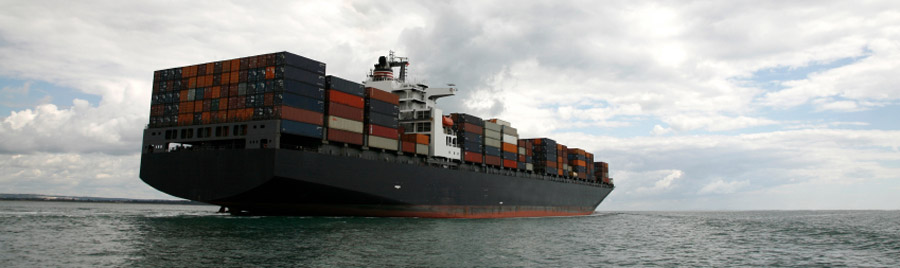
[140,51,614,218]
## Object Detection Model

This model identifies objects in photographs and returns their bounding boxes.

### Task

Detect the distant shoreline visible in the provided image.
[0,193,210,205]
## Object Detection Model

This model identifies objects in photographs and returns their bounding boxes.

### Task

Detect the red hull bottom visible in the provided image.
[213,203,595,218]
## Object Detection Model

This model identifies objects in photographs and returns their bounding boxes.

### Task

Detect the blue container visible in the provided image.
[502,151,516,160]
[326,75,365,97]
[365,99,399,116]
[281,120,323,138]
[366,111,398,129]
[276,52,326,75]
[275,79,325,100]
[461,141,483,153]
[275,65,325,87]
[282,92,325,112]
[484,145,501,157]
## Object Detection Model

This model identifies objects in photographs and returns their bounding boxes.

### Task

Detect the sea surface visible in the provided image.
[1,201,898,267]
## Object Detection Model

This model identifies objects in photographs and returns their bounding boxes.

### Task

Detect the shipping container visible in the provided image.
[325,75,365,97]
[283,92,325,112]
[366,124,399,139]
[485,146,501,157]
[484,129,501,140]
[274,65,325,87]
[503,159,516,169]
[401,134,430,145]
[456,122,483,134]
[368,135,398,151]
[501,125,517,136]
[366,111,399,129]
[327,115,363,133]
[282,106,324,126]
[275,52,326,75]
[464,151,483,163]
[366,87,399,105]
[488,118,511,126]
[502,134,517,144]
[416,144,428,155]
[366,98,399,116]
[485,155,502,166]
[461,132,484,143]
[502,143,517,153]
[461,141,483,153]
[327,102,364,121]
[450,113,484,127]
[272,79,324,100]
[281,120,323,139]
[328,90,364,109]
[327,128,363,145]
[401,141,415,153]
[484,121,501,132]
[484,138,501,148]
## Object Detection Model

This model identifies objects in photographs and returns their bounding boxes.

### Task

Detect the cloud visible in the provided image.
[0,153,170,199]
[698,179,749,195]
[0,1,899,209]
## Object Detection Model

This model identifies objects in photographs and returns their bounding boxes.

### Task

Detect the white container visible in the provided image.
[484,138,501,148]
[327,115,363,133]
[502,134,517,144]
[416,144,429,155]
[485,129,501,140]
[368,135,398,150]
[483,121,501,131]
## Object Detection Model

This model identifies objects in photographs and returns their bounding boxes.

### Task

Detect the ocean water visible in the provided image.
[1,201,898,267]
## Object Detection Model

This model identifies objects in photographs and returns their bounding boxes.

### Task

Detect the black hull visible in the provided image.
[140,148,613,218]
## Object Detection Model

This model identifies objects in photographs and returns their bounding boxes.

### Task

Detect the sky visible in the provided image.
[1,1,898,210]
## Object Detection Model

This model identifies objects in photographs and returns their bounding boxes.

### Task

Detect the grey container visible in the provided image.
[484,121,501,131]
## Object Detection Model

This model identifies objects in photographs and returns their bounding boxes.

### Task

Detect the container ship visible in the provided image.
[140,51,614,218]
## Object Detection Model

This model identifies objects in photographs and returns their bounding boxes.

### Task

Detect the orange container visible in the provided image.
[222,60,231,73]
[215,111,227,123]
[230,59,241,71]
[282,106,324,125]
[365,87,399,105]
[502,143,517,153]
[464,151,483,163]
[180,101,194,114]
[177,115,192,125]
[205,63,215,75]
[328,90,364,109]
[211,87,221,99]
[188,77,197,88]
[503,159,516,169]
[179,90,189,102]
[401,141,415,153]
[193,100,202,113]
[402,134,429,145]
[201,112,211,124]
[264,92,274,106]
[219,97,228,109]
[229,72,239,85]
[265,66,275,80]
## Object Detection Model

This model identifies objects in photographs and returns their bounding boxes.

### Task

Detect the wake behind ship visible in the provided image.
[140,51,614,218]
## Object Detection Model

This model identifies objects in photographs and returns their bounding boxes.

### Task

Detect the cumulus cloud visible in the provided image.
[698,179,749,195]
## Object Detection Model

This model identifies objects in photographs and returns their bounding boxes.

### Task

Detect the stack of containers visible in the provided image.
[482,120,503,167]
[324,76,365,144]
[451,113,484,164]
[401,133,430,155]
[527,138,557,175]
[593,162,611,184]
[364,87,400,150]
[489,119,519,169]
[586,152,595,180]
[567,148,588,180]
[149,52,327,139]
[518,140,534,171]
[556,144,568,176]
